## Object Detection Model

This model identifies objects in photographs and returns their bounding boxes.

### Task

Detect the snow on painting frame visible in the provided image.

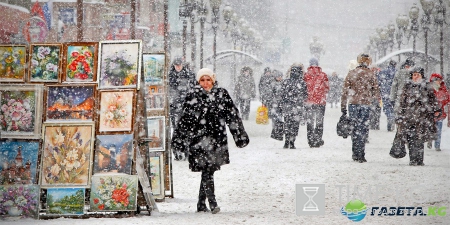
[0,45,27,83]
[28,43,63,83]
[40,122,95,187]
[0,84,43,139]
[97,89,136,134]
[62,42,98,83]
[44,84,96,122]
[97,40,142,90]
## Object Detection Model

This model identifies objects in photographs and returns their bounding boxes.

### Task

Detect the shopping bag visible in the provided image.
[389,126,406,159]
[256,105,269,125]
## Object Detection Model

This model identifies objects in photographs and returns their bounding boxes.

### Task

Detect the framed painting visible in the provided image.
[46,187,85,215]
[62,42,98,83]
[28,43,62,83]
[90,174,138,212]
[0,184,40,219]
[143,53,165,111]
[45,84,96,122]
[98,89,136,133]
[146,116,165,151]
[0,84,43,139]
[97,40,142,90]
[94,134,134,175]
[40,122,95,187]
[0,140,40,185]
[149,155,164,196]
[0,45,27,82]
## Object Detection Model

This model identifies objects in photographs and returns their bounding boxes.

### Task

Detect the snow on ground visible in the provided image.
[3,101,450,225]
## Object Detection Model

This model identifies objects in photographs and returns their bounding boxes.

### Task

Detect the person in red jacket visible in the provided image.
[429,73,450,151]
[303,58,329,147]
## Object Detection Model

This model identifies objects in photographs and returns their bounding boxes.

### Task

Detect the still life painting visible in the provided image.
[63,42,98,83]
[98,90,135,133]
[45,85,96,122]
[0,184,40,218]
[0,45,27,82]
[90,174,138,212]
[0,140,40,185]
[29,44,62,83]
[46,187,85,215]
[0,85,43,139]
[94,134,134,174]
[40,123,94,187]
[98,40,142,90]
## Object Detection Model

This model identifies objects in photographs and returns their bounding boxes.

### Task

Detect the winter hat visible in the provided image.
[402,58,415,68]
[409,66,424,79]
[173,57,183,66]
[389,60,397,67]
[430,73,443,82]
[264,67,271,73]
[196,68,216,83]
[290,66,303,79]
[357,53,372,66]
[309,58,319,66]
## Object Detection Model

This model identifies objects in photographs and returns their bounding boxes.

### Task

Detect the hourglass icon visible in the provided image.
[303,187,319,211]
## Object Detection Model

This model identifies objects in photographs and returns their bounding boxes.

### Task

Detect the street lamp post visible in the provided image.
[387,23,396,53]
[210,0,222,72]
[433,0,446,75]
[179,0,189,61]
[409,3,420,59]
[396,14,409,62]
[198,1,207,69]
[420,0,434,74]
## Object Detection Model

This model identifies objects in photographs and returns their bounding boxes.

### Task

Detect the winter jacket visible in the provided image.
[341,65,381,110]
[304,66,329,105]
[430,73,450,122]
[328,75,343,102]
[235,74,256,100]
[279,73,307,117]
[168,65,197,110]
[259,73,274,106]
[390,68,410,114]
[377,65,396,99]
[396,80,439,142]
[171,85,249,172]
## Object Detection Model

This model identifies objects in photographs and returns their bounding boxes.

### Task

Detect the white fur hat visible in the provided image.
[196,68,216,83]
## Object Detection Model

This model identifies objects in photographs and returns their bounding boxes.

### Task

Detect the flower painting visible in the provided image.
[63,43,97,83]
[0,140,40,185]
[29,44,62,83]
[0,185,40,218]
[40,123,94,187]
[0,45,27,82]
[90,174,138,211]
[0,85,43,139]
[98,90,135,133]
[46,188,85,215]
[45,85,96,122]
[98,40,142,89]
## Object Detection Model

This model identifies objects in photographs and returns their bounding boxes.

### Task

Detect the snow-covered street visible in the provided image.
[3,100,449,225]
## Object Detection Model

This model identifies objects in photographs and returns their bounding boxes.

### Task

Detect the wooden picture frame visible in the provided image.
[0,84,43,139]
[94,134,134,175]
[0,184,40,218]
[97,89,136,134]
[40,122,95,187]
[0,140,40,185]
[149,155,164,196]
[97,40,142,90]
[0,45,27,82]
[28,43,63,83]
[62,42,98,83]
[89,174,138,212]
[44,84,96,122]
[46,187,85,215]
[143,53,165,111]
[146,116,165,151]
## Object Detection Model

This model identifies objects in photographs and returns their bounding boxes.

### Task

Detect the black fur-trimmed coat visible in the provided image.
[171,85,249,172]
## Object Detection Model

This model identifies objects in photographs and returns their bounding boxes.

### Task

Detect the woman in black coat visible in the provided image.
[171,68,249,214]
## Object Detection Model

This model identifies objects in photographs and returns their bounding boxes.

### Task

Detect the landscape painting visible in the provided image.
[46,187,85,215]
[94,134,134,174]
[45,85,96,122]
[0,140,40,185]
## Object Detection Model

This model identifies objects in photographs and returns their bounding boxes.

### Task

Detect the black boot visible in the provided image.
[197,184,209,212]
[289,137,296,149]
[204,170,220,214]
[283,135,290,149]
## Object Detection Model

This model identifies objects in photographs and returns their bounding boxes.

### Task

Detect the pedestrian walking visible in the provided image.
[171,68,250,213]
[234,66,256,120]
[341,54,381,163]
[328,72,343,108]
[377,60,397,131]
[270,70,285,140]
[395,67,440,166]
[278,64,308,149]
[259,67,274,107]
[304,58,329,147]
[428,73,450,151]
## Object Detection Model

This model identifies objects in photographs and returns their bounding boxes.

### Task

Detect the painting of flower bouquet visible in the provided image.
[40,123,95,187]
[46,187,85,215]
[0,184,40,218]
[63,42,98,83]
[90,174,137,211]
[98,40,142,90]
[0,45,27,82]
[98,90,135,133]
[28,44,62,83]
[0,84,43,139]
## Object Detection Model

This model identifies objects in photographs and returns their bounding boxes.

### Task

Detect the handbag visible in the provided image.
[389,126,406,158]
[256,104,269,125]
[336,113,352,139]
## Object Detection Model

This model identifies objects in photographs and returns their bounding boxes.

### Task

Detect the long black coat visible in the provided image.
[171,85,249,172]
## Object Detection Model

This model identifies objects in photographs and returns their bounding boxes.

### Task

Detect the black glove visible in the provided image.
[341,108,347,115]
[235,131,250,148]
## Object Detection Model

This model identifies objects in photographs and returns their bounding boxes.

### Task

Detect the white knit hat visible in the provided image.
[196,68,216,83]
